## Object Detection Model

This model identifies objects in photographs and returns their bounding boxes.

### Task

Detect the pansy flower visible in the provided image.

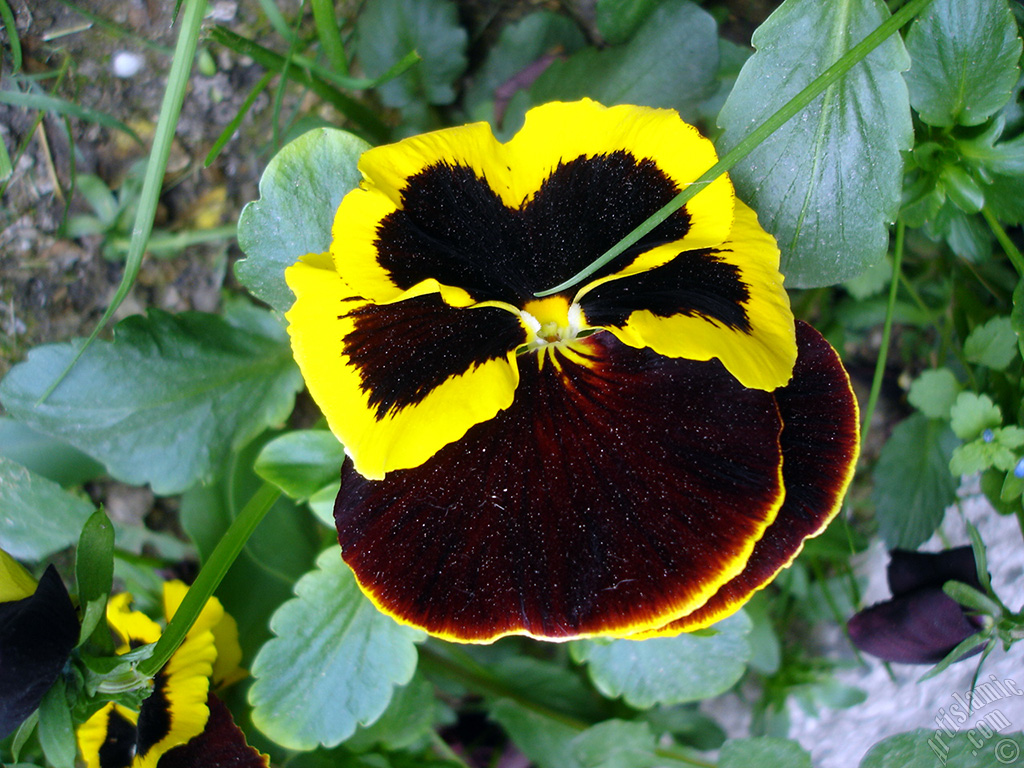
[77,582,266,768]
[285,99,860,643]
[847,547,987,665]
[0,552,79,739]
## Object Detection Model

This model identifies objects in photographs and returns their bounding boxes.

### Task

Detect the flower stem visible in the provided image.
[36,0,209,404]
[137,482,281,677]
[419,642,715,767]
[981,206,1024,277]
[535,0,935,298]
[860,220,905,447]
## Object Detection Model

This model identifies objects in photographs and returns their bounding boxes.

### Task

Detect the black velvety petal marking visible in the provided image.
[374,152,690,304]
[344,295,526,418]
[335,331,786,642]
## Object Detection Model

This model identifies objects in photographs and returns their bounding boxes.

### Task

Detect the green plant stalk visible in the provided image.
[310,0,348,76]
[420,643,715,768]
[290,48,421,92]
[0,0,23,73]
[860,220,905,444]
[205,70,274,166]
[55,0,174,54]
[981,206,1024,277]
[0,90,142,144]
[536,0,934,298]
[138,482,281,677]
[210,26,391,144]
[36,0,207,404]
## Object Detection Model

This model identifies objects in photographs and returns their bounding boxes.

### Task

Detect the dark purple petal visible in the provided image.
[887,546,983,597]
[847,588,984,664]
[0,565,79,739]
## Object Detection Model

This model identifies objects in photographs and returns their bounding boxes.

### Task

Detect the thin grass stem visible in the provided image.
[535,0,935,298]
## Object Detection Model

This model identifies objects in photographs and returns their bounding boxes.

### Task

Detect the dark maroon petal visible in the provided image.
[847,589,984,664]
[158,694,268,768]
[650,320,859,633]
[335,331,786,642]
[887,546,983,597]
[0,565,79,739]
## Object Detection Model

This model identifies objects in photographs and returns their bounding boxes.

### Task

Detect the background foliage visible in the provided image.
[2,0,1024,766]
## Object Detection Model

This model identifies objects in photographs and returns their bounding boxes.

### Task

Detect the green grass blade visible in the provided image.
[37,0,209,404]
[55,0,173,54]
[0,0,22,73]
[210,25,391,144]
[535,0,935,297]
[204,70,274,166]
[0,124,11,181]
[254,0,299,47]
[311,0,349,76]
[291,48,421,91]
[0,90,142,144]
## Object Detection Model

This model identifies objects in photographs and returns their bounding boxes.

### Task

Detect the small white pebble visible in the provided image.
[111,51,145,78]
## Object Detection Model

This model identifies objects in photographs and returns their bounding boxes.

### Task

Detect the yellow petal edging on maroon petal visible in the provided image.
[334,333,787,643]
[629,322,860,639]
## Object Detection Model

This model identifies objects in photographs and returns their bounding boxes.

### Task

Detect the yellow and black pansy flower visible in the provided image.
[77,582,266,768]
[285,98,860,643]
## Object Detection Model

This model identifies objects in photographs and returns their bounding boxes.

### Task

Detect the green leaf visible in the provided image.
[719,737,813,768]
[355,0,467,109]
[872,414,959,549]
[903,0,1022,127]
[860,728,1024,767]
[236,128,370,313]
[949,440,1013,475]
[595,0,662,45]
[463,11,585,129]
[0,417,105,486]
[487,655,607,722]
[570,720,659,768]
[843,257,892,300]
[530,0,719,124]
[0,457,96,561]
[308,481,341,527]
[950,392,1003,441]
[490,700,581,768]
[908,368,962,419]
[717,0,912,287]
[940,165,985,213]
[642,706,725,750]
[255,430,346,500]
[0,309,302,495]
[181,432,320,661]
[964,316,1018,370]
[942,580,1001,616]
[75,508,114,650]
[37,679,75,768]
[344,674,440,752]
[1014,277,1024,359]
[570,611,752,708]
[249,548,424,750]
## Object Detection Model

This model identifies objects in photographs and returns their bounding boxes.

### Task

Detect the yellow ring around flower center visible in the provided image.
[519,296,585,350]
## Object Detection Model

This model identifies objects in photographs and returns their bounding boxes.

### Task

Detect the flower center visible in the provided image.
[519,296,584,350]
